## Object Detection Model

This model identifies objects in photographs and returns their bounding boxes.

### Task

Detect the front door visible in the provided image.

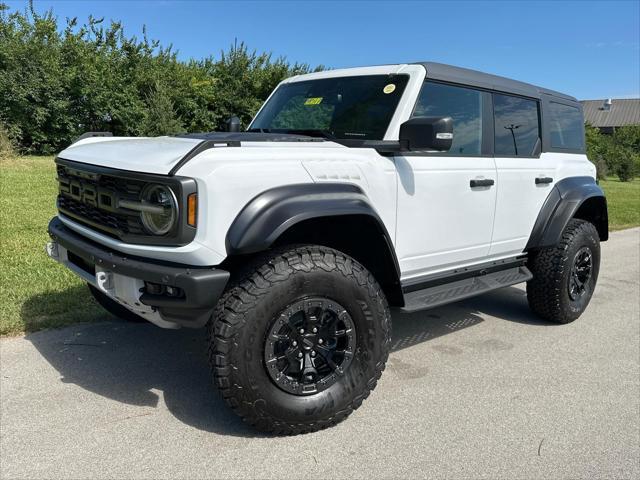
[394,81,497,281]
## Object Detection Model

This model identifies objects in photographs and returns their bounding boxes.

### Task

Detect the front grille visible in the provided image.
[57,196,145,236]
[56,163,147,239]
[54,158,196,246]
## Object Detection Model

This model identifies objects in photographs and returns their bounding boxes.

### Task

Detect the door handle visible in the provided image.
[535,176,554,185]
[469,178,495,188]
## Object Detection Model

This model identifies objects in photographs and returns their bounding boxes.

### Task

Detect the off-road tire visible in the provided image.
[87,284,147,323]
[527,219,600,324]
[207,245,391,435]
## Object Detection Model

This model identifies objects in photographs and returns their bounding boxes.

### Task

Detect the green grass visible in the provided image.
[0,156,106,335]
[599,176,640,231]
[0,157,638,336]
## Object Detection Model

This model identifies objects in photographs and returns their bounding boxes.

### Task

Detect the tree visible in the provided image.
[0,120,15,160]
[141,81,184,136]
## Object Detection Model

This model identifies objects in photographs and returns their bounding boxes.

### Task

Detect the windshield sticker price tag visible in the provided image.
[304,97,323,106]
[383,84,396,94]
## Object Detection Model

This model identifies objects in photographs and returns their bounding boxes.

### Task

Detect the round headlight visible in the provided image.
[140,184,178,235]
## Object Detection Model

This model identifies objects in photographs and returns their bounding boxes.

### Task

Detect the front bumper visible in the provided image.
[47,217,229,328]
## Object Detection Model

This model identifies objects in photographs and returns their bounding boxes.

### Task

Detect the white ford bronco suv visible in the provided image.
[46,62,608,434]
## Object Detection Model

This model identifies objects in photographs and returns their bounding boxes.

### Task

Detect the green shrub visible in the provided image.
[586,124,609,180]
[594,157,608,180]
[586,124,640,182]
[613,147,638,182]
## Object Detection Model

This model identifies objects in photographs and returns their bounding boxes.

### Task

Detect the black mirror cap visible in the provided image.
[225,116,241,132]
[399,116,453,152]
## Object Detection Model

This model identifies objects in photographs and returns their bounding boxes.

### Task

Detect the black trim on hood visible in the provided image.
[169,131,326,175]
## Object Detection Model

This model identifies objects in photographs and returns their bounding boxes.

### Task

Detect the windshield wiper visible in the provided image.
[277,129,336,140]
[247,128,336,140]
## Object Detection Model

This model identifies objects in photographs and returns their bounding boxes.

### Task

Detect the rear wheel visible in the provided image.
[208,245,391,435]
[88,284,147,323]
[527,219,600,324]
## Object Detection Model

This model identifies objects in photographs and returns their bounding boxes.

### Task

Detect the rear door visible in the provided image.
[489,93,556,257]
[394,81,497,280]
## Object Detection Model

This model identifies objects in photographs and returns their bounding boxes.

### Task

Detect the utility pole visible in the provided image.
[504,124,521,155]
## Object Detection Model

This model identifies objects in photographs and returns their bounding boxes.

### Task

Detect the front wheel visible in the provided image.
[527,218,601,324]
[208,245,391,435]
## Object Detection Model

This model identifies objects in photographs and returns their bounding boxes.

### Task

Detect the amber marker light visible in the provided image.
[187,193,197,227]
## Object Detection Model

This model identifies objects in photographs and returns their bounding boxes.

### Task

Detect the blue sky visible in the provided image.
[6,0,640,100]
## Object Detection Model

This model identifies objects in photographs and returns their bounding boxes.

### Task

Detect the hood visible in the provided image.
[58,132,326,175]
[58,137,203,175]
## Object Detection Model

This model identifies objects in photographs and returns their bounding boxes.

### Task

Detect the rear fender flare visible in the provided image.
[526,176,608,250]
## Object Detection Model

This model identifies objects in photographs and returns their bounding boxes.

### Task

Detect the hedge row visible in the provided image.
[0,2,316,154]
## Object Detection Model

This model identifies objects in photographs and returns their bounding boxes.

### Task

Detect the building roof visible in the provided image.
[581,98,640,127]
[416,62,578,102]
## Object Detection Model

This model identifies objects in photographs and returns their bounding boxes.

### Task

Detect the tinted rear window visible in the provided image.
[493,94,540,156]
[548,102,584,150]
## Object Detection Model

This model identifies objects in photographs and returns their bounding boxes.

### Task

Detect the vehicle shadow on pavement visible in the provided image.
[391,285,548,351]
[23,285,548,437]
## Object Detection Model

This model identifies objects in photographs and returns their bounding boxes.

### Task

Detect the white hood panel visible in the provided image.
[58,136,203,175]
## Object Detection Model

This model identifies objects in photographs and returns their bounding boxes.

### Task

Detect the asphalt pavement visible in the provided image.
[1,228,639,479]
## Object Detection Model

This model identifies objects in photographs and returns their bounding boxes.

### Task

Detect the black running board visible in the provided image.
[401,265,532,313]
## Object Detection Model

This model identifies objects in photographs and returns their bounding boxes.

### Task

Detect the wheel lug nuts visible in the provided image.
[298,352,303,358]
[318,338,323,344]
[312,327,318,333]
[292,341,297,347]
[299,328,305,334]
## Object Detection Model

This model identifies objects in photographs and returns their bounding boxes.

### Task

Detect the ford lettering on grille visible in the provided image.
[56,164,146,238]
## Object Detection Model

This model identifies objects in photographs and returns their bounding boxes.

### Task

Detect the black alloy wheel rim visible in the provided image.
[264,297,356,395]
[568,246,593,301]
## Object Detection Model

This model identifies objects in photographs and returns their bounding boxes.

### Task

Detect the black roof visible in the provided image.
[415,62,577,102]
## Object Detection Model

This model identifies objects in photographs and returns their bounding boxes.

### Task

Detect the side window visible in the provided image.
[413,82,483,156]
[548,102,585,150]
[493,94,540,156]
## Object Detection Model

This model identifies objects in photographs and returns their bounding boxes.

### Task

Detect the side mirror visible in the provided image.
[225,116,241,132]
[399,116,453,152]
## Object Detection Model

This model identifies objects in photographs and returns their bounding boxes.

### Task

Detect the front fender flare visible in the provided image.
[226,183,394,256]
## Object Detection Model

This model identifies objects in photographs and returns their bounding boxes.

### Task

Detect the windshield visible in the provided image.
[250,74,409,140]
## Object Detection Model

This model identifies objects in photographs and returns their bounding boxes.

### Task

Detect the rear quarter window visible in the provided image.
[548,102,585,150]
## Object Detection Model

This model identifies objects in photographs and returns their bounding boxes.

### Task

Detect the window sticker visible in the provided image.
[304,97,323,106]
[383,84,396,94]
